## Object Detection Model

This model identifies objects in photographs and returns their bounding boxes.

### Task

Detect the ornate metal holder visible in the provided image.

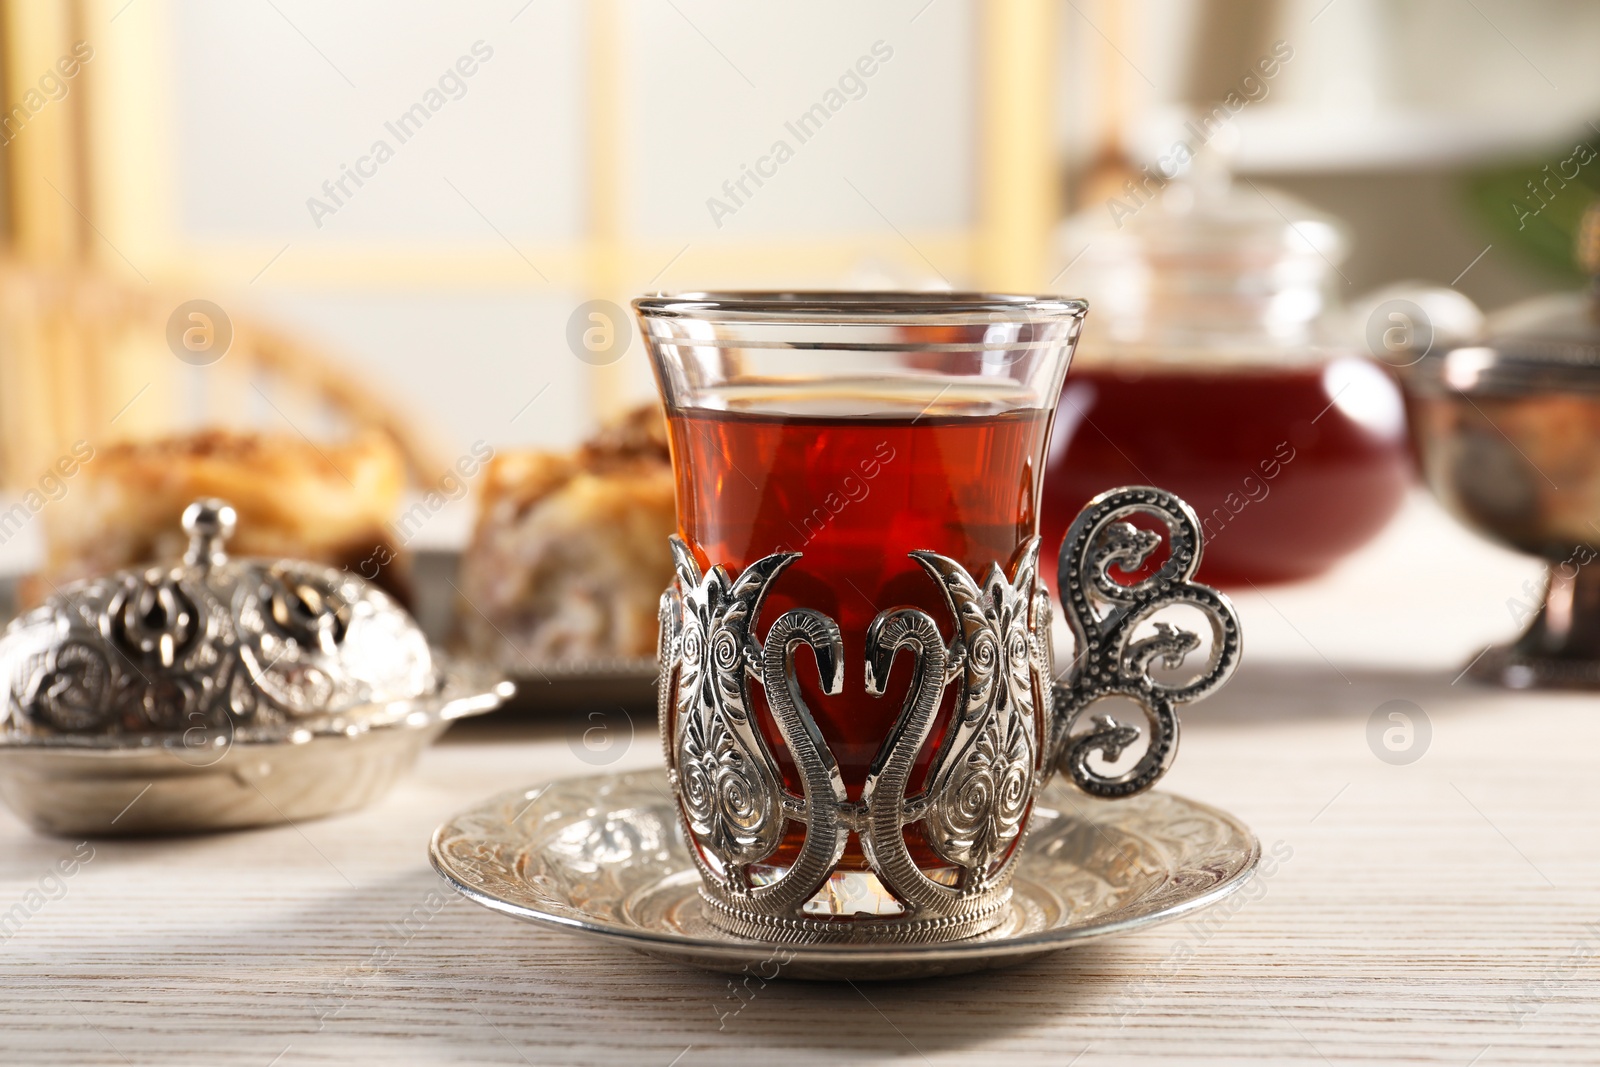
[657,485,1241,944]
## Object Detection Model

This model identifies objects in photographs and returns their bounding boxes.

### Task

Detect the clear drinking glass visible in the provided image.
[638,291,1236,942]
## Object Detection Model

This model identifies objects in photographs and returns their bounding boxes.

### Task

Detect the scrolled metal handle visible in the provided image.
[1051,486,1242,798]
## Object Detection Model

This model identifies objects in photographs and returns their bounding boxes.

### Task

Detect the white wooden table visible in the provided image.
[3,491,1597,1066]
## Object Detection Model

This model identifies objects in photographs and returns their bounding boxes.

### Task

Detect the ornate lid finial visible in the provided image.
[182,497,236,568]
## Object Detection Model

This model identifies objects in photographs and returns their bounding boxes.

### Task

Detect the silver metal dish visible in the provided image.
[430,768,1260,981]
[0,499,514,834]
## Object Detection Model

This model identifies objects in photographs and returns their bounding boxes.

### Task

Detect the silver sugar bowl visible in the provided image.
[1399,204,1600,688]
[0,498,512,835]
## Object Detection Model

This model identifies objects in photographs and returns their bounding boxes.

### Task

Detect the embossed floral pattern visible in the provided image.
[1,559,431,739]
[666,539,786,873]
[677,688,777,863]
[911,539,1044,880]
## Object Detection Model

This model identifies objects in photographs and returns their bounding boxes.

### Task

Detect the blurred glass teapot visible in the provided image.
[1042,157,1412,589]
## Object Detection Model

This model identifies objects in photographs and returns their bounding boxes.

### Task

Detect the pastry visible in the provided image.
[34,428,411,603]
[454,405,676,664]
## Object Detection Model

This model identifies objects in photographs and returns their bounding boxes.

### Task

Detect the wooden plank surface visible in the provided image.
[1,494,1597,1065]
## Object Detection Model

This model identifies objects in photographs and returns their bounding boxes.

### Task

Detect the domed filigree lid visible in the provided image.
[1408,203,1600,395]
[0,498,434,744]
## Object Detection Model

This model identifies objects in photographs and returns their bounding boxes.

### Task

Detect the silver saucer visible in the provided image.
[430,769,1260,981]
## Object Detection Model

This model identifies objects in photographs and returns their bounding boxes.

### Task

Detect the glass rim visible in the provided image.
[633,290,1089,324]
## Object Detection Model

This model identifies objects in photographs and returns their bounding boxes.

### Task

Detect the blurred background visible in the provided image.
[0,0,1596,676]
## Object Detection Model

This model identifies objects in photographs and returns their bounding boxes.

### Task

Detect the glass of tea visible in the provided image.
[638,291,1241,943]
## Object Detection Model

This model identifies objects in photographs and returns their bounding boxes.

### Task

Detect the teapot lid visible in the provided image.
[1419,204,1600,393]
[1057,149,1349,356]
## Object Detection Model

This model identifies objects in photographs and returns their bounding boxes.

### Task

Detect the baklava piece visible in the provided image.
[35,428,410,604]
[454,405,676,664]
